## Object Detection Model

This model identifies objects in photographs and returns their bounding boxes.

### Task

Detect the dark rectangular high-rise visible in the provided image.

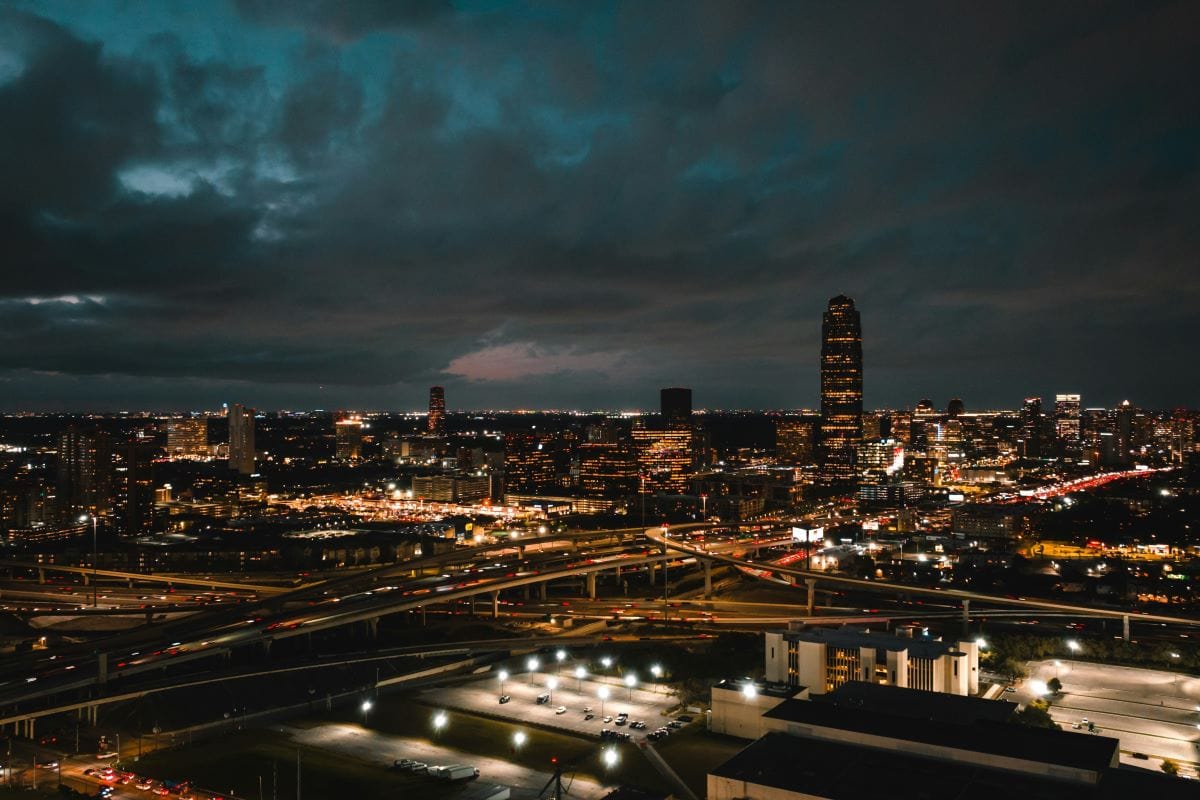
[428,386,446,437]
[660,387,693,429]
[228,403,256,475]
[819,295,863,483]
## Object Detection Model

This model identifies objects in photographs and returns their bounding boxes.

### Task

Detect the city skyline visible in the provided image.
[2,2,1198,412]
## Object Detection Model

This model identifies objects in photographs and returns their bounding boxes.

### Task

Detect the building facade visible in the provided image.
[819,296,863,483]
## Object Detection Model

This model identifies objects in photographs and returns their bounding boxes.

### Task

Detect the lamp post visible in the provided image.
[742,683,757,700]
[624,673,637,701]
[79,514,98,607]
[556,649,567,675]
[547,677,558,705]
[498,669,508,696]
[512,731,526,751]
[527,657,539,686]
[650,664,663,694]
[602,747,618,770]
[598,686,609,718]
[574,665,586,694]
[360,700,373,726]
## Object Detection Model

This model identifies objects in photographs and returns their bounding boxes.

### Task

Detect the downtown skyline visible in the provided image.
[1,1,1198,412]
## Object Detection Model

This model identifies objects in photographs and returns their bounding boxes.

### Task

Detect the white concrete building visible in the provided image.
[764,627,979,696]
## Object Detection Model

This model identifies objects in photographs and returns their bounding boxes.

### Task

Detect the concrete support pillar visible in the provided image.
[470,596,477,617]
[961,599,970,637]
[367,617,379,640]
[1123,613,1130,642]
[127,578,133,588]
[523,584,531,600]
[537,581,548,601]
[702,560,713,599]
[98,652,108,687]
[805,578,817,615]
[38,568,45,585]
[586,572,597,601]
[82,573,89,586]
[421,605,427,626]
[614,564,622,579]
[491,591,500,620]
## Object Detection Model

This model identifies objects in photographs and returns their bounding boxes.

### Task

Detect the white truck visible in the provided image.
[436,764,479,782]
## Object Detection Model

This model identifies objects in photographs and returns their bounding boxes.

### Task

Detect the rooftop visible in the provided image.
[711,732,1189,800]
[815,680,1015,725]
[763,697,1118,773]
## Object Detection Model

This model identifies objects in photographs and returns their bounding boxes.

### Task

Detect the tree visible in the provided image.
[1046,677,1062,695]
[1013,699,1059,730]
[1161,759,1180,777]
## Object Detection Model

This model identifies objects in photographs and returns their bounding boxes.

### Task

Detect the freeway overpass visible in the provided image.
[646,526,1200,638]
[0,560,293,594]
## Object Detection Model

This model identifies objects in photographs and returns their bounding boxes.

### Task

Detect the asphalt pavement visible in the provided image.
[1018,659,1200,772]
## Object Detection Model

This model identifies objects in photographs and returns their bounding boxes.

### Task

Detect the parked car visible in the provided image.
[393,759,414,770]
[584,713,595,721]
[555,706,567,714]
[499,695,511,704]
[536,693,550,704]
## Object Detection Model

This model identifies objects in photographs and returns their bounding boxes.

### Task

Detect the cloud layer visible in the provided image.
[1,1,1197,411]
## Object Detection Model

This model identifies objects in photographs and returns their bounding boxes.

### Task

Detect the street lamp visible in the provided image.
[574,665,586,693]
[650,664,663,694]
[432,711,447,737]
[527,656,539,686]
[547,677,558,704]
[624,673,637,701]
[598,686,610,718]
[361,699,373,725]
[498,669,509,695]
[602,747,618,769]
[512,731,527,750]
[79,514,98,607]
[742,683,758,700]
[975,637,988,651]
[1066,639,1081,655]
[556,649,567,674]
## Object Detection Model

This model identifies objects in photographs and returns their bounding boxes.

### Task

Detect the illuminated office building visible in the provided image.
[1056,395,1084,448]
[166,418,209,459]
[819,296,863,483]
[503,431,557,495]
[335,417,363,462]
[579,441,637,496]
[228,403,256,475]
[428,386,446,437]
[776,417,818,464]
[633,422,694,493]
[1019,397,1043,458]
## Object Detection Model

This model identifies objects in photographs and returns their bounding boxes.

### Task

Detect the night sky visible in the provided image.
[2,1,1197,412]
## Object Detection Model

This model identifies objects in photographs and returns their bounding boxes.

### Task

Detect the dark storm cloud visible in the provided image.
[0,1,1198,411]
[233,0,453,40]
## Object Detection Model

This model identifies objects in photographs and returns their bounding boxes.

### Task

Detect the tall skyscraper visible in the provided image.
[660,387,693,429]
[335,417,363,462]
[819,295,863,483]
[428,386,446,437]
[1054,394,1081,448]
[1019,397,1043,458]
[228,403,256,475]
[632,422,694,494]
[55,426,112,523]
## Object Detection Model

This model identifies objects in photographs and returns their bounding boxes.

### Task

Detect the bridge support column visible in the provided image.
[586,572,597,601]
[491,591,500,620]
[702,560,713,599]
[82,573,89,586]
[537,581,548,601]
[38,567,45,585]
[421,605,427,626]
[98,652,108,687]
[1123,613,1130,642]
[367,617,379,640]
[961,600,970,637]
[805,578,817,615]
[523,584,531,600]
[127,578,133,588]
